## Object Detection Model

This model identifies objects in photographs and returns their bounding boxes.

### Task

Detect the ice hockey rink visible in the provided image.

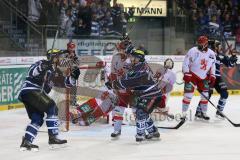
[0,95,240,160]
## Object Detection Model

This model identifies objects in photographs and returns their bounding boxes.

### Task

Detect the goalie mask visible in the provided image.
[164,58,174,69]
[197,36,208,51]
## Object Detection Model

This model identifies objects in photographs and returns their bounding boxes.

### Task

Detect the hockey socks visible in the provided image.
[217,98,226,112]
[24,123,40,143]
[46,116,59,136]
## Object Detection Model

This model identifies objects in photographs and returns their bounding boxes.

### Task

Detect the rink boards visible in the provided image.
[0,55,239,111]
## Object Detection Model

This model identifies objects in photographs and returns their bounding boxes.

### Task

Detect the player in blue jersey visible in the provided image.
[112,49,162,142]
[18,49,80,151]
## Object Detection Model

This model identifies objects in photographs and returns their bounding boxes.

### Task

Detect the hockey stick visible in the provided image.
[127,0,152,35]
[157,117,186,129]
[129,113,186,129]
[189,82,240,127]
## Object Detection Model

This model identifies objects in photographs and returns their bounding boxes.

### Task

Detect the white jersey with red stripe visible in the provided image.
[110,54,131,80]
[182,47,216,79]
[158,69,176,94]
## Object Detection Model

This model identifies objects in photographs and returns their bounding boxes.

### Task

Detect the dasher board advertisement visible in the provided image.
[111,0,167,17]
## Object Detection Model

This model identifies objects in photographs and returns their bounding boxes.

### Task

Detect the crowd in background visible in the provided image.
[8,0,134,37]
[26,0,134,38]
[177,0,240,45]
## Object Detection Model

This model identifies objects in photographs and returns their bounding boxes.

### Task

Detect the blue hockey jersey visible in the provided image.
[215,54,236,77]
[113,62,162,98]
[19,60,74,96]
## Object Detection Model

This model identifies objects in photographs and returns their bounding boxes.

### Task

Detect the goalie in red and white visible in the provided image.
[182,35,216,120]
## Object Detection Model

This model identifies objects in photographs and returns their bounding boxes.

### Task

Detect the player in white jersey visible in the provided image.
[182,36,216,120]
[154,58,176,115]
[108,39,133,138]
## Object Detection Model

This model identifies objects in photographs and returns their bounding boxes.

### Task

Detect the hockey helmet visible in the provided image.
[118,35,131,50]
[164,58,174,69]
[67,41,76,50]
[130,49,145,62]
[46,49,63,61]
[197,36,208,51]
[208,39,221,50]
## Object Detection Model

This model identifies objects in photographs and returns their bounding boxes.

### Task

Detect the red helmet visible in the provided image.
[197,36,208,51]
[67,41,76,50]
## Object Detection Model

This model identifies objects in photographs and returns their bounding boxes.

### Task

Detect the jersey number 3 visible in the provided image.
[200,59,207,70]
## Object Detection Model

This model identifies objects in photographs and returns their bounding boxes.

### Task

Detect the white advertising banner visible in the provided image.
[111,0,167,17]
[47,39,119,56]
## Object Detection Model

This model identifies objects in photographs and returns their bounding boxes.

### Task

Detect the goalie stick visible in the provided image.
[189,82,240,127]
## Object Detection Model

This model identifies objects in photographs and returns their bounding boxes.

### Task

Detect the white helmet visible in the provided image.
[164,58,174,69]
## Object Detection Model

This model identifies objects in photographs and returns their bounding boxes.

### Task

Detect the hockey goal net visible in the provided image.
[50,56,107,131]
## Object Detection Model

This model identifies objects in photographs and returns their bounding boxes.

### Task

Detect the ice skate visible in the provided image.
[111,130,121,138]
[135,134,145,143]
[49,135,67,149]
[216,110,225,119]
[195,111,210,121]
[145,130,160,140]
[20,137,39,152]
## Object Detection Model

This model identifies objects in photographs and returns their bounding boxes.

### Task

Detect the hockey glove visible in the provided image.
[183,73,192,83]
[229,55,238,65]
[71,66,80,80]
[105,81,112,90]
[209,75,216,87]
[41,60,52,71]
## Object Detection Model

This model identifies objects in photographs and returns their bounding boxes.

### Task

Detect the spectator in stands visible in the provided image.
[91,14,100,36]
[207,0,218,20]
[73,18,87,35]
[100,11,114,36]
[60,7,76,37]
[197,10,209,26]
[120,13,127,35]
[222,13,233,38]
[77,1,92,35]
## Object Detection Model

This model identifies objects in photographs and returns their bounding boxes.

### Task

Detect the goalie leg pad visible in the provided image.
[75,98,105,125]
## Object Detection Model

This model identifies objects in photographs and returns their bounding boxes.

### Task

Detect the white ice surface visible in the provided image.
[1,95,240,160]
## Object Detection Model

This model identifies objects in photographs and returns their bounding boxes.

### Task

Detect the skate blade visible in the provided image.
[146,137,161,141]
[136,140,146,144]
[49,144,67,150]
[215,115,225,120]
[111,136,120,140]
[194,117,210,122]
[20,147,39,152]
